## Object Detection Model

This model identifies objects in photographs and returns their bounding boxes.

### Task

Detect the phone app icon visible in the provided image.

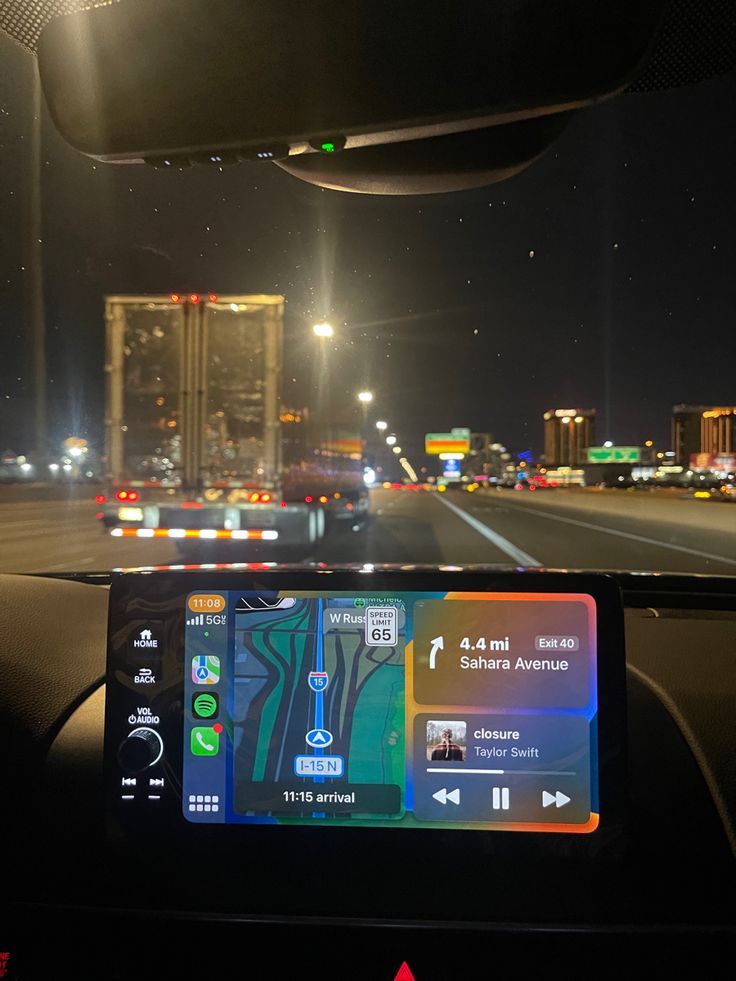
[192,654,220,685]
[193,691,219,719]
[191,724,222,757]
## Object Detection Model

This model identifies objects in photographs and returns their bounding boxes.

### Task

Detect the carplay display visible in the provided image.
[182,590,598,832]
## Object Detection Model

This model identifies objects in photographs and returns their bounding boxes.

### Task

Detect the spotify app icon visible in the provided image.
[192,691,219,720]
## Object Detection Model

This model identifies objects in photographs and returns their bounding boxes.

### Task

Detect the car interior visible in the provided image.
[1,2,735,978]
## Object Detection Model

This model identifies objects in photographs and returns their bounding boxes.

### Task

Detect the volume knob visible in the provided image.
[117,726,164,773]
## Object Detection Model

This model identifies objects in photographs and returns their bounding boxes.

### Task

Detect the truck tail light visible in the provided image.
[127,490,139,502]
[115,490,128,501]
[95,494,106,504]
[247,491,274,504]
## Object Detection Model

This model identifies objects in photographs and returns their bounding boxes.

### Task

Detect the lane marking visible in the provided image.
[0,500,94,513]
[15,555,98,573]
[436,493,541,566]
[483,497,736,567]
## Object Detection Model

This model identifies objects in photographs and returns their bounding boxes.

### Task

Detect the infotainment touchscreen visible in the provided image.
[106,572,625,838]
[186,589,596,831]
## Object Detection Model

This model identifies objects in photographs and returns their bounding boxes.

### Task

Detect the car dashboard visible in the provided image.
[0,566,735,979]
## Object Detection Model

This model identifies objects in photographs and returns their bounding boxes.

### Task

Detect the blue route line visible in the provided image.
[313,597,326,787]
[315,597,324,728]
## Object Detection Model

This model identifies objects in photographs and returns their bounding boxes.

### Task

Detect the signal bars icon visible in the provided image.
[187,613,204,626]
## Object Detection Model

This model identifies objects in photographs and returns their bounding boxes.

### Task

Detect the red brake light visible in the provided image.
[189,293,200,304]
[170,292,181,303]
[95,511,104,520]
[305,496,313,504]
[208,292,218,302]
[95,494,106,504]
[319,495,328,504]
[127,490,139,502]
[116,490,128,501]
[249,491,261,503]
[280,501,288,508]
[260,492,272,504]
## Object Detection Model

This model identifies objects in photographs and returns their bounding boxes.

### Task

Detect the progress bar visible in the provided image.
[428,768,576,775]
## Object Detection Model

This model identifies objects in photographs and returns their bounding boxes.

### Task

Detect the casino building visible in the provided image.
[672,405,736,467]
[543,408,596,466]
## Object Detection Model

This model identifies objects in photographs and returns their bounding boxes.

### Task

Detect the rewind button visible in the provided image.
[432,787,460,806]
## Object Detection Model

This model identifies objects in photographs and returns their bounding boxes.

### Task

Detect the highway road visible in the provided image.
[1,487,735,575]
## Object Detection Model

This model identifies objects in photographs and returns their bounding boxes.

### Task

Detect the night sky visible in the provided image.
[1,33,735,467]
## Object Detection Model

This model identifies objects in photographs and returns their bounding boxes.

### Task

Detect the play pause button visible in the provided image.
[491,787,510,810]
[542,790,571,808]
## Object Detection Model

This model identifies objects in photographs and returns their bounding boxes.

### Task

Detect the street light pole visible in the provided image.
[23,63,47,460]
[356,391,374,468]
[357,391,374,427]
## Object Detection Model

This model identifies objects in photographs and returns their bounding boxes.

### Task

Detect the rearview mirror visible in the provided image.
[38,0,667,191]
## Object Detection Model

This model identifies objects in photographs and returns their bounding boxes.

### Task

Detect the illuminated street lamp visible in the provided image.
[357,390,374,404]
[392,446,402,455]
[312,322,334,338]
[375,420,388,432]
[386,435,397,446]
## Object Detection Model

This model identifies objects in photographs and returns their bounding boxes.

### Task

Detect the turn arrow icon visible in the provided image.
[428,636,444,670]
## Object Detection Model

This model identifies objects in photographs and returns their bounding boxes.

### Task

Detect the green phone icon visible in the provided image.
[191,725,221,756]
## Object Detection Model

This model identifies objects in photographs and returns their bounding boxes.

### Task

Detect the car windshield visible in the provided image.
[1,30,734,576]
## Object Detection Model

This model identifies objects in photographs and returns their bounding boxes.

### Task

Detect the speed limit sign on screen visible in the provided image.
[365,607,398,647]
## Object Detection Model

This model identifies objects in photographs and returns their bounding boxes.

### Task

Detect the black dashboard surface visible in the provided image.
[1,570,735,977]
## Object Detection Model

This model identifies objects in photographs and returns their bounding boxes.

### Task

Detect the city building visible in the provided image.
[543,408,596,466]
[672,405,736,466]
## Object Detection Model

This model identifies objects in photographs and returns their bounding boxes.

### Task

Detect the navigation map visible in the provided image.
[231,595,405,819]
